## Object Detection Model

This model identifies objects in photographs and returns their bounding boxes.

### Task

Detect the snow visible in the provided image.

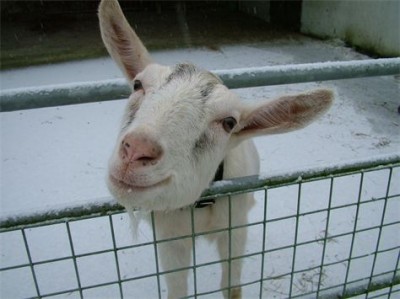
[0,38,372,90]
[1,38,399,298]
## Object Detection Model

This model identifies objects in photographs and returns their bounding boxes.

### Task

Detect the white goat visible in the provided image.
[99,1,333,298]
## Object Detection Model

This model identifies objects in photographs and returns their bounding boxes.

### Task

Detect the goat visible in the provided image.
[99,0,333,298]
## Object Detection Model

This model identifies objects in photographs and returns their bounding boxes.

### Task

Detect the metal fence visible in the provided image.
[1,58,400,112]
[1,156,399,298]
[1,58,399,298]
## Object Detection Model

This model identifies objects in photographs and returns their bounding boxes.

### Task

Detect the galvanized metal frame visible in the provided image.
[1,58,400,112]
[1,59,399,298]
[1,155,399,298]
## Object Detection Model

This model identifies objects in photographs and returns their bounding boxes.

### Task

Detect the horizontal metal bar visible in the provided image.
[0,79,130,112]
[0,201,125,232]
[1,58,399,112]
[339,275,400,299]
[217,57,400,88]
[201,153,400,198]
[1,153,398,231]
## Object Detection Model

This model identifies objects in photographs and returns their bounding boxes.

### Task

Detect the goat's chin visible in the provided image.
[107,175,204,211]
[108,174,171,191]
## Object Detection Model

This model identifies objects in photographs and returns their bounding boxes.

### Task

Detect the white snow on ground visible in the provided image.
[1,38,399,298]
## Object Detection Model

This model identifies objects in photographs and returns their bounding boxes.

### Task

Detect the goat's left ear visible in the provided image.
[236,89,333,138]
[99,0,152,81]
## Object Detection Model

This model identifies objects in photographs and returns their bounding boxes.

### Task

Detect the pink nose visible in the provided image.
[120,133,163,167]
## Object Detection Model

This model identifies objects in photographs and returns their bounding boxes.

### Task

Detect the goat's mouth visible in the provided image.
[108,174,171,192]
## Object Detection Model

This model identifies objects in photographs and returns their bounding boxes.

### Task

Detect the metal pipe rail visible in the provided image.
[1,58,399,112]
[1,153,398,232]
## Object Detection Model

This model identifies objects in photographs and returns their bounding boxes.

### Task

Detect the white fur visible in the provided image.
[99,1,333,298]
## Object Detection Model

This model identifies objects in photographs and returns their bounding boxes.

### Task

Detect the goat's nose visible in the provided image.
[120,133,163,166]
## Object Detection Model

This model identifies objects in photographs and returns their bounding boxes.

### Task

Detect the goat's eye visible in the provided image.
[133,80,143,91]
[222,117,237,133]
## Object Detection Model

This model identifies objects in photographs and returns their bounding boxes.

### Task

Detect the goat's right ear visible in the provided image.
[235,89,334,139]
[99,0,152,81]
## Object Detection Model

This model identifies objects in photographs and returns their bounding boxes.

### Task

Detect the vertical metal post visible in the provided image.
[227,195,233,298]
[342,172,365,297]
[316,177,334,297]
[151,212,162,299]
[109,215,124,299]
[258,188,269,298]
[366,167,393,296]
[66,221,84,299]
[190,208,198,297]
[21,229,41,298]
[388,249,400,299]
[288,183,302,297]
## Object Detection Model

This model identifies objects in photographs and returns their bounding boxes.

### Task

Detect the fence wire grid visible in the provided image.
[1,157,399,299]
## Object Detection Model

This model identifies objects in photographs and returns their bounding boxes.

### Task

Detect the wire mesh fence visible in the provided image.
[1,155,399,299]
[1,57,399,298]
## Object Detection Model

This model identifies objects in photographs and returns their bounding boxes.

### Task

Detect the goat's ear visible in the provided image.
[236,89,333,138]
[99,0,152,81]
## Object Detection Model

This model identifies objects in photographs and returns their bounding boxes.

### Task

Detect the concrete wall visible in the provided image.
[301,0,400,57]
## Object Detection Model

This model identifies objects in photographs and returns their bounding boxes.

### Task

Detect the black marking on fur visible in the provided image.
[194,132,210,149]
[200,82,216,98]
[166,63,198,83]
[166,63,222,101]
[121,99,141,131]
[193,132,212,157]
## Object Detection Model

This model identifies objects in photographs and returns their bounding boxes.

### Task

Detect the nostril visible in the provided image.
[122,140,132,155]
[120,140,130,160]
[130,147,161,163]
[137,156,158,167]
